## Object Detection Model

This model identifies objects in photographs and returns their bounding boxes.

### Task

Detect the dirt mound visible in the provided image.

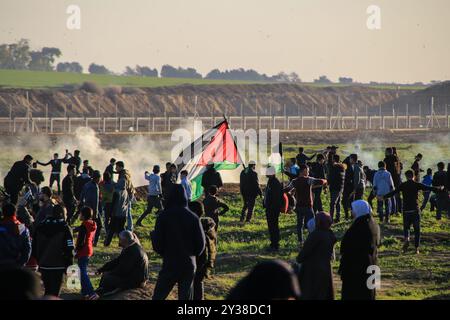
[0,83,414,118]
[381,81,450,115]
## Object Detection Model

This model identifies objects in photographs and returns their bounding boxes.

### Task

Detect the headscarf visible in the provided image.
[315,211,332,230]
[351,200,371,219]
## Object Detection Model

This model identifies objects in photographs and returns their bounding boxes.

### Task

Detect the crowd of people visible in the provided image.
[0,145,449,301]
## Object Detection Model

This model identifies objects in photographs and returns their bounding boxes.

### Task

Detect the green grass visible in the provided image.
[0,69,425,90]
[66,189,449,300]
[0,69,262,89]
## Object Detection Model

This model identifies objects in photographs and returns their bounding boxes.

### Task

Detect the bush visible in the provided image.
[80,81,104,94]
[105,85,122,96]
[122,87,145,94]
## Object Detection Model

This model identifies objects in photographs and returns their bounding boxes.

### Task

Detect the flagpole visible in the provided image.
[279,142,284,186]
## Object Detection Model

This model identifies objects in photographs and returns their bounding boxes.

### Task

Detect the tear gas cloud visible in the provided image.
[0,128,448,187]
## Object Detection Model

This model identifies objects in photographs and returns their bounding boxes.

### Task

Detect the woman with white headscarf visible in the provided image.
[338,200,380,300]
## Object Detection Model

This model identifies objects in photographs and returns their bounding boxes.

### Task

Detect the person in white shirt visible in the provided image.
[136,165,163,227]
[180,170,192,201]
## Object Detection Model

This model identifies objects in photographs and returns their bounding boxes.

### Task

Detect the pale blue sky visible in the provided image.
[1,0,449,83]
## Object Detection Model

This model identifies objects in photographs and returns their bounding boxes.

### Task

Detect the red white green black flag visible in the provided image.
[174,119,243,201]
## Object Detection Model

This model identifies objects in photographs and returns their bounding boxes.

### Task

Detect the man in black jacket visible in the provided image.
[432,162,448,220]
[161,162,177,205]
[263,167,283,251]
[328,155,346,222]
[104,158,117,182]
[310,154,327,212]
[62,165,77,224]
[151,184,205,300]
[37,153,64,195]
[239,161,262,222]
[296,147,316,165]
[201,162,223,194]
[63,149,82,175]
[4,155,33,205]
[342,155,354,220]
[96,230,149,295]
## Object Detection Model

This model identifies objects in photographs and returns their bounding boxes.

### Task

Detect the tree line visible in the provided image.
[0,39,430,86]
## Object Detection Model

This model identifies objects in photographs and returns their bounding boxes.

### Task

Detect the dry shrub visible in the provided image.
[81,81,104,95]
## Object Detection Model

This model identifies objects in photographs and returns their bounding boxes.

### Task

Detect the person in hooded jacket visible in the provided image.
[339,200,380,300]
[296,211,336,300]
[151,184,206,300]
[188,201,217,300]
[263,166,283,251]
[0,202,32,268]
[239,161,262,222]
[74,167,91,202]
[73,206,98,300]
[32,204,74,297]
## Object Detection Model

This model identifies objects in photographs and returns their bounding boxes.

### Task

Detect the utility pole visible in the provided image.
[45,104,48,133]
[9,105,12,133]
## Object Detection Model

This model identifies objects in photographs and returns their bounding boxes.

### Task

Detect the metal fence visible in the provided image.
[2,113,449,134]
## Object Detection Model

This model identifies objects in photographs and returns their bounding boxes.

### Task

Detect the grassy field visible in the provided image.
[0,69,426,90]
[0,69,261,89]
[60,188,450,300]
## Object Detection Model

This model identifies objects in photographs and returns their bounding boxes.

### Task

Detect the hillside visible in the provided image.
[381,81,450,115]
[0,82,414,118]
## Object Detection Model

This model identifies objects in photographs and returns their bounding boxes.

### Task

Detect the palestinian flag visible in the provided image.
[174,119,243,201]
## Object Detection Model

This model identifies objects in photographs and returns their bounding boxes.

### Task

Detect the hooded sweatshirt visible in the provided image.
[74,219,97,258]
[0,215,31,267]
[151,184,205,274]
[32,217,74,270]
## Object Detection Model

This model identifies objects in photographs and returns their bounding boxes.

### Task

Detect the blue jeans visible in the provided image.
[126,202,133,231]
[377,198,391,221]
[296,207,314,243]
[78,256,95,296]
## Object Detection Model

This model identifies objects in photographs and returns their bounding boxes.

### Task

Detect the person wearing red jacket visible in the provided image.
[74,206,98,300]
